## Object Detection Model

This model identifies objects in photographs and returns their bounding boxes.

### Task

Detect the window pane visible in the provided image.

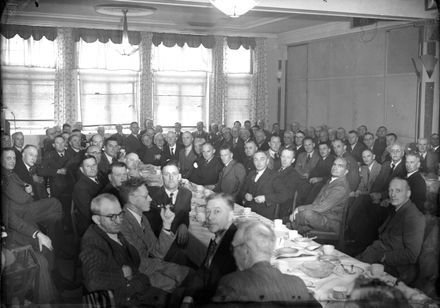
[225,46,251,73]
[225,74,252,126]
[78,39,140,70]
[153,71,209,126]
[79,70,139,125]
[152,44,212,72]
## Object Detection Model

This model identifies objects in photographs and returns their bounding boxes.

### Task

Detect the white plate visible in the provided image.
[274,247,300,258]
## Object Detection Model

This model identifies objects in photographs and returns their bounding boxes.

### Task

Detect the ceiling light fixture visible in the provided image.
[210,0,259,18]
[118,9,137,56]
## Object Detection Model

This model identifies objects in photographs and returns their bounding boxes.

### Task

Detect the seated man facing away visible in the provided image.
[119,177,190,292]
[176,193,237,305]
[213,221,318,306]
[288,157,350,234]
[357,178,425,284]
[80,193,169,307]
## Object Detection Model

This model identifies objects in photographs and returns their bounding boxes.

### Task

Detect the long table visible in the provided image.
[183,183,437,307]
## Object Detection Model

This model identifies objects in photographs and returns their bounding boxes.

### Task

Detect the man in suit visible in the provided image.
[66,133,83,158]
[239,151,284,220]
[271,122,284,144]
[357,178,425,284]
[405,153,427,213]
[417,137,438,176]
[90,133,104,151]
[294,137,320,180]
[357,125,368,144]
[192,121,209,141]
[100,161,128,205]
[174,122,184,146]
[242,140,257,175]
[138,133,162,166]
[231,127,245,163]
[373,126,388,163]
[80,193,169,307]
[213,221,317,305]
[332,139,360,192]
[118,178,190,292]
[163,131,182,164]
[98,137,119,184]
[181,193,237,304]
[139,118,155,137]
[214,145,246,202]
[178,132,198,179]
[254,129,269,152]
[283,130,295,150]
[289,157,350,234]
[265,135,282,171]
[430,133,439,159]
[188,143,223,187]
[125,121,142,154]
[72,155,104,237]
[13,144,48,200]
[347,130,367,164]
[11,131,24,159]
[352,149,382,197]
[111,124,126,149]
[294,130,306,156]
[239,127,252,145]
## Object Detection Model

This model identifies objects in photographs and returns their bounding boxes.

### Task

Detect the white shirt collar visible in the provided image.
[104,152,113,163]
[24,163,32,172]
[127,208,142,226]
[407,170,418,178]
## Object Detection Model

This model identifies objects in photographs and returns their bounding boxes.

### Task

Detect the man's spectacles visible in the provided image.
[96,210,125,222]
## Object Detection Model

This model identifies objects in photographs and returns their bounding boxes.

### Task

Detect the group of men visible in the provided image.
[2,118,439,305]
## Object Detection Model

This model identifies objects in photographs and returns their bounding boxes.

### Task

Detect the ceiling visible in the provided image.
[2,0,437,38]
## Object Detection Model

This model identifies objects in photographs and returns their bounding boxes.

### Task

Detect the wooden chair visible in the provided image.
[305,198,353,252]
[83,290,116,308]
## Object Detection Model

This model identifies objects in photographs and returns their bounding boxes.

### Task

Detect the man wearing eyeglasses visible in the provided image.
[80,193,169,307]
[213,221,317,305]
[119,177,191,293]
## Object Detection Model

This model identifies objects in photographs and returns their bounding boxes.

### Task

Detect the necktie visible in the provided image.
[274,153,279,160]
[391,163,395,171]
[60,153,64,158]
[306,154,311,163]
[278,167,283,173]
[169,192,174,205]
[204,238,218,268]
[140,217,146,233]
[94,178,99,184]
[171,147,174,156]
[29,166,36,175]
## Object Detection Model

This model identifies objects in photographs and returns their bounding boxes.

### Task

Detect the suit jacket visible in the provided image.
[148,186,192,234]
[265,150,281,171]
[80,224,167,307]
[138,145,163,166]
[110,133,126,148]
[347,142,367,164]
[2,196,38,240]
[341,152,361,192]
[359,200,425,284]
[189,156,223,186]
[72,172,103,236]
[214,160,246,200]
[13,147,22,160]
[371,160,406,199]
[178,146,198,179]
[213,261,315,304]
[240,168,283,220]
[294,150,320,179]
[100,182,123,206]
[192,130,209,141]
[38,149,75,197]
[419,150,438,175]
[231,138,245,163]
[357,160,382,193]
[242,156,256,175]
[373,138,387,163]
[125,134,142,154]
[256,141,269,152]
[97,152,114,186]
[188,224,237,303]
[271,166,303,218]
[309,155,335,180]
[293,145,305,158]
[406,171,427,213]
[162,143,183,164]
[2,167,35,205]
[13,158,47,200]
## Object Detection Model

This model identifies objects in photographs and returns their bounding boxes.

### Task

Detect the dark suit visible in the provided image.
[80,224,168,307]
[38,149,75,197]
[371,160,407,200]
[13,158,48,200]
[242,156,256,175]
[357,161,382,193]
[13,146,22,160]
[184,224,237,304]
[265,150,281,171]
[214,160,246,201]
[189,156,223,186]
[138,145,163,166]
[231,138,245,163]
[373,138,387,163]
[406,171,427,213]
[419,151,438,175]
[347,142,367,164]
[295,176,350,233]
[178,147,198,179]
[309,155,335,180]
[357,200,425,284]
[272,166,303,218]
[294,150,320,179]
[240,168,283,220]
[110,133,126,149]
[294,145,305,158]
[72,172,103,236]
[125,134,142,154]
[256,141,269,152]
[192,130,209,141]
[100,182,123,206]
[213,261,316,304]
[162,143,183,164]
[97,152,114,186]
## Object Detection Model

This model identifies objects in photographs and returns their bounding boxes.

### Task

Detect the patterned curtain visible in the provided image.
[251,38,269,125]
[209,36,227,125]
[139,32,153,126]
[54,28,77,125]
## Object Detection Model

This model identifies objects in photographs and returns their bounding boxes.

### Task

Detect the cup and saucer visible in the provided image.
[328,286,349,301]
[366,263,386,278]
[318,245,339,262]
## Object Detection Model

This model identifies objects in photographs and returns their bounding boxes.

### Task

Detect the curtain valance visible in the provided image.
[1,24,256,49]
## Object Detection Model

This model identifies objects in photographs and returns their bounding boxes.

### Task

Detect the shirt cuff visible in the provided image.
[32,230,40,238]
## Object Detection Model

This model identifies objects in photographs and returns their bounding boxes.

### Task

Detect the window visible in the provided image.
[225,46,252,126]
[77,39,140,130]
[1,35,56,134]
[152,44,212,126]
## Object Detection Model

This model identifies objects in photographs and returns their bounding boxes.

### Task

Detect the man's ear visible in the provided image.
[92,215,100,225]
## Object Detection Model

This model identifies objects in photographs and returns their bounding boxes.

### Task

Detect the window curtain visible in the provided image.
[209,36,227,125]
[54,28,77,126]
[251,38,268,125]
[139,32,153,127]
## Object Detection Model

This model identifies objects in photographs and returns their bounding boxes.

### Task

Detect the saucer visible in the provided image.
[327,293,349,301]
[318,254,339,262]
[365,270,386,279]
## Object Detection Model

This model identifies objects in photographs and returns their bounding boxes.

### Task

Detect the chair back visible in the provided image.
[71,199,79,240]
[83,290,116,308]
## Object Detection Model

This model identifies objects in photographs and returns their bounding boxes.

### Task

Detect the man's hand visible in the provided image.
[122,265,133,280]
[56,168,67,175]
[176,224,189,246]
[370,192,381,204]
[36,232,53,252]
[309,177,322,184]
[160,205,175,230]
[244,193,253,202]
[379,199,390,207]
[24,184,33,194]
[254,195,265,203]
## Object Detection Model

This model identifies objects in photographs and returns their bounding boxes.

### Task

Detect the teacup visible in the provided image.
[243,207,251,216]
[288,230,299,240]
[323,244,335,255]
[276,260,289,273]
[274,219,283,229]
[371,263,384,277]
[332,286,348,300]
